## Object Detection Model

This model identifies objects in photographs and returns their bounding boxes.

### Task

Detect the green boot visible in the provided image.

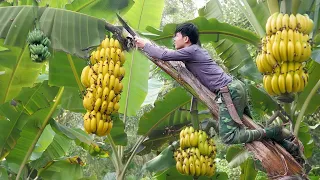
[265,126,292,142]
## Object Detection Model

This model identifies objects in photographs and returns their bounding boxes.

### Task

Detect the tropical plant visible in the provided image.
[0,0,319,179]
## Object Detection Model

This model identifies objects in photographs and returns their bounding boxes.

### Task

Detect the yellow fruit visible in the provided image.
[278,74,286,94]
[94,98,102,112]
[96,86,103,98]
[261,53,273,72]
[114,61,120,78]
[293,72,301,92]
[272,31,281,62]
[99,48,105,62]
[80,66,90,87]
[109,38,115,47]
[289,14,297,30]
[102,37,110,49]
[176,161,183,174]
[285,73,293,93]
[264,75,276,95]
[287,41,294,61]
[266,52,278,67]
[109,75,115,90]
[108,60,115,75]
[279,40,287,62]
[266,15,273,35]
[114,39,120,49]
[113,102,120,112]
[276,13,283,31]
[256,54,265,73]
[282,14,289,30]
[102,61,109,76]
[97,73,103,86]
[100,101,108,113]
[294,41,302,61]
[102,73,110,89]
[110,48,116,62]
[90,117,97,133]
[271,13,279,33]
[280,62,288,74]
[106,102,114,115]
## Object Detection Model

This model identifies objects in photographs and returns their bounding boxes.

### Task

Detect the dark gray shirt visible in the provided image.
[143,43,232,92]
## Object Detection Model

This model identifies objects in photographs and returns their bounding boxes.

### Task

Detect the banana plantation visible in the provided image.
[0,0,320,179]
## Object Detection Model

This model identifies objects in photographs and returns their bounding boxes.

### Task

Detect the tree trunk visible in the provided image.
[139,51,303,179]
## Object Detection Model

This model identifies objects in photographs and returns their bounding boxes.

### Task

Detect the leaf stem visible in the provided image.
[294,80,320,136]
[107,135,121,171]
[119,136,144,179]
[66,54,84,92]
[16,86,65,180]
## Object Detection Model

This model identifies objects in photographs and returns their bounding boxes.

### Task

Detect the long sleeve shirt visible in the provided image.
[143,43,232,92]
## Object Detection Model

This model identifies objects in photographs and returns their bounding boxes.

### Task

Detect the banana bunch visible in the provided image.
[174,147,216,177]
[27,28,51,62]
[263,62,309,95]
[256,12,313,96]
[266,13,314,35]
[80,36,126,136]
[175,126,217,177]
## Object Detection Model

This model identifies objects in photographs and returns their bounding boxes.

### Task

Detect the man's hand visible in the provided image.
[134,36,150,48]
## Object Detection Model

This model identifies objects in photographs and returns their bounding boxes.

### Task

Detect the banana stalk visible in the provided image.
[190,96,199,130]
[291,0,301,15]
[267,0,280,14]
[294,80,320,136]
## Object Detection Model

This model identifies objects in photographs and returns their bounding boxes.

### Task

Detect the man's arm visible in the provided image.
[135,37,193,61]
[142,43,193,61]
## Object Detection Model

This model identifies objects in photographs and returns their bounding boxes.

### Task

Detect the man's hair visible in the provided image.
[174,22,199,45]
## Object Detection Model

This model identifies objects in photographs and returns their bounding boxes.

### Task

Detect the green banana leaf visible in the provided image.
[0,41,45,104]
[0,167,8,180]
[38,160,84,180]
[298,122,314,158]
[0,6,36,47]
[0,81,59,161]
[141,144,175,173]
[212,39,262,81]
[19,0,69,8]
[50,120,94,145]
[297,0,315,14]
[248,84,278,116]
[226,145,257,180]
[138,103,192,155]
[30,125,55,161]
[39,7,106,58]
[0,1,11,7]
[198,0,224,21]
[138,87,191,135]
[241,0,270,36]
[65,0,134,22]
[48,51,86,88]
[119,0,165,116]
[5,85,63,177]
[296,62,320,115]
[107,113,127,146]
[199,1,262,82]
[142,77,164,106]
[144,16,260,48]
[60,87,85,113]
[30,133,72,170]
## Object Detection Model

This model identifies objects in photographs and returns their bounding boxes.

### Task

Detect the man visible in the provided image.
[134,22,288,144]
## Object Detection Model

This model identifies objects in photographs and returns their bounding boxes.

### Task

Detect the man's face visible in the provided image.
[173,32,188,49]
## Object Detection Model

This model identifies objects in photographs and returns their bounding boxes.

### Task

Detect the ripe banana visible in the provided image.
[289,14,297,30]
[81,66,90,87]
[293,72,301,92]
[282,14,289,30]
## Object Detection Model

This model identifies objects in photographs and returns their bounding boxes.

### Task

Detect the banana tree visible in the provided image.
[0,0,319,179]
[138,0,320,179]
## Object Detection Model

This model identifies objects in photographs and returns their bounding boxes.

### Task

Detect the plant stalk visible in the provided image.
[291,0,301,15]
[107,135,122,171]
[190,96,199,130]
[294,80,320,136]
[267,0,280,14]
[16,86,65,180]
[119,136,145,179]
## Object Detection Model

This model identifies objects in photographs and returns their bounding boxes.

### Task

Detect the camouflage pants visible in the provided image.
[217,79,265,144]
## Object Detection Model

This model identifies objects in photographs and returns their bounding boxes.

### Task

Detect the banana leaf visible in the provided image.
[0,81,59,161]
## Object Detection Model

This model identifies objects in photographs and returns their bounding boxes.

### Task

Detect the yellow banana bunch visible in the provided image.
[81,36,126,136]
[258,13,313,98]
[174,146,216,177]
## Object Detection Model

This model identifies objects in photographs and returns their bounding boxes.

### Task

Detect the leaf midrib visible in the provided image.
[3,45,27,103]
[0,83,44,156]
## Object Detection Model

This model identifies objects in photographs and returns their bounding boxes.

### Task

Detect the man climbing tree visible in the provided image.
[134,22,300,153]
